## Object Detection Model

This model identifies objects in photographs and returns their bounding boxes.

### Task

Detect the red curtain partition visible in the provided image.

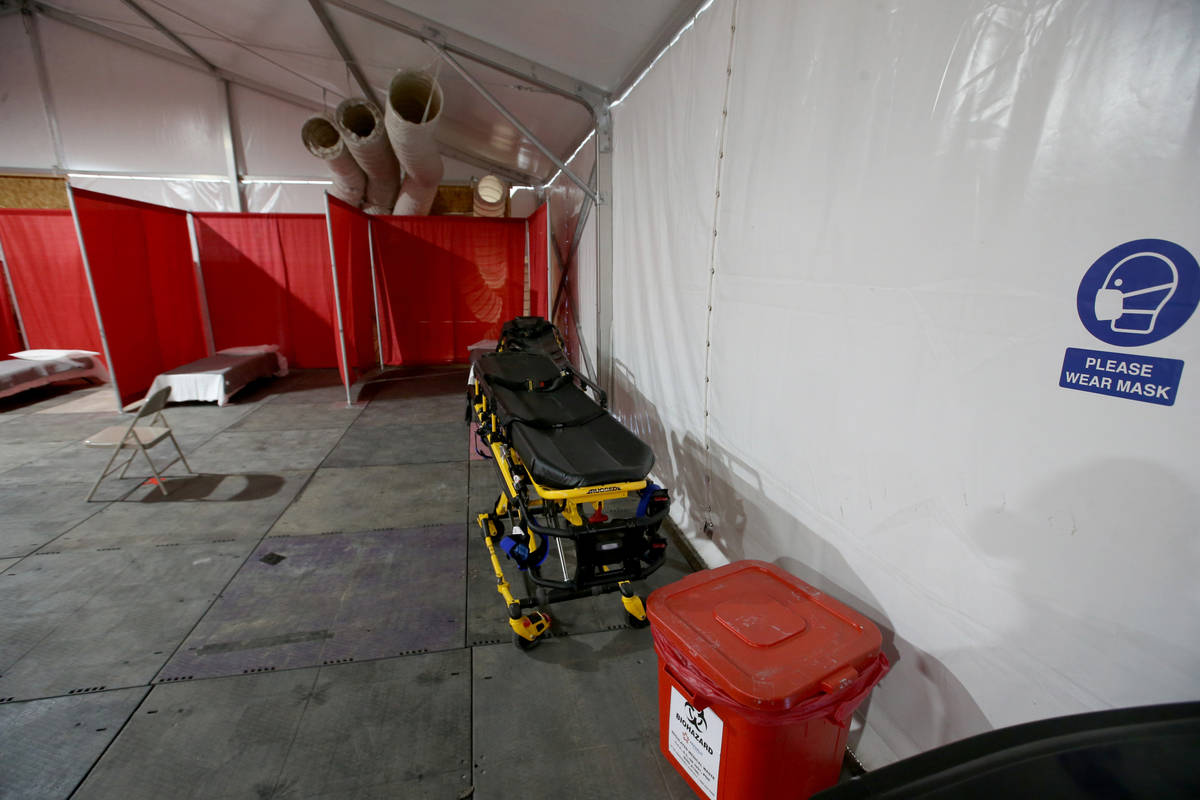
[71,189,207,406]
[0,210,103,356]
[0,266,24,356]
[528,203,549,318]
[374,217,526,364]
[194,213,338,368]
[327,196,377,391]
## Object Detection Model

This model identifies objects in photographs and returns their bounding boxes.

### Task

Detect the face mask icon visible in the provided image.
[1093,252,1179,335]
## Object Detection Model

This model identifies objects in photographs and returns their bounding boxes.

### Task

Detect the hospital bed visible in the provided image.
[146,345,287,406]
[468,316,670,649]
[0,349,109,400]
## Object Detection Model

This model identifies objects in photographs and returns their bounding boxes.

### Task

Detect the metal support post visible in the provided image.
[367,218,384,370]
[220,79,245,212]
[324,194,353,406]
[594,110,615,393]
[186,213,216,355]
[66,184,123,411]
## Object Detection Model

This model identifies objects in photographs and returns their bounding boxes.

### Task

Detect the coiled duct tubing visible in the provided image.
[301,116,366,207]
[335,98,400,214]
[473,175,507,217]
[386,70,445,216]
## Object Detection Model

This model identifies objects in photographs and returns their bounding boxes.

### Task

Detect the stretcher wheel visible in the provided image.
[512,632,539,651]
[625,610,651,629]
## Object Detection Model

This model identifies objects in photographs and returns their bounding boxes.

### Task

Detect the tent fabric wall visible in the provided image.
[326,196,377,392]
[374,217,525,365]
[194,214,338,369]
[610,0,1200,770]
[0,210,103,356]
[0,16,58,170]
[71,188,207,406]
[527,203,549,318]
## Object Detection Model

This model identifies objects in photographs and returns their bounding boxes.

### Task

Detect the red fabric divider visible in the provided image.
[194,213,338,369]
[0,210,103,357]
[528,203,549,317]
[71,189,207,406]
[0,265,24,356]
[374,216,526,364]
[327,196,376,390]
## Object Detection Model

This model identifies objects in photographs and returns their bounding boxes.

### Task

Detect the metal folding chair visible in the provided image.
[84,386,193,501]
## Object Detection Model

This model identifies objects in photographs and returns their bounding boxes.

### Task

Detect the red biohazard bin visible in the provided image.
[648,560,889,800]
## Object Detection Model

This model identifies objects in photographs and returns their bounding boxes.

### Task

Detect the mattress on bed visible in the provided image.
[147,347,286,405]
[0,354,107,399]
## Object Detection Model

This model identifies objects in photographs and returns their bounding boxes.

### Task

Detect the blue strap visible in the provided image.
[637,483,661,518]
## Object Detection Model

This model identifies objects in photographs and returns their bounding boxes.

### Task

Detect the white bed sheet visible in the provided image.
[146,345,287,406]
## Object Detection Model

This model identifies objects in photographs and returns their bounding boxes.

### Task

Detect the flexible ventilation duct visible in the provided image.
[473,175,508,217]
[301,116,367,207]
[385,70,445,216]
[335,98,400,214]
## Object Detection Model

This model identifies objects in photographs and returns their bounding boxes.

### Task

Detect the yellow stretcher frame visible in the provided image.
[470,376,654,649]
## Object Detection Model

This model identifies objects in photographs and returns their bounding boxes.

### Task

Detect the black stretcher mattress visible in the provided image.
[477,350,654,489]
[499,317,570,367]
[510,415,655,489]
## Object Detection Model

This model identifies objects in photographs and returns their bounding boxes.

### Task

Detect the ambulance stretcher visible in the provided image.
[468,317,670,649]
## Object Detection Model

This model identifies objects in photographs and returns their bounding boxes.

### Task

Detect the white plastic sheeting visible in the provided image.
[232,85,332,180]
[66,175,228,212]
[610,0,1200,768]
[38,17,228,176]
[0,16,58,170]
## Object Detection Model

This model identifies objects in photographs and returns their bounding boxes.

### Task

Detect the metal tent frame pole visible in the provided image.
[324,193,354,407]
[186,212,216,356]
[595,116,614,393]
[428,43,599,205]
[66,184,123,412]
[367,218,384,371]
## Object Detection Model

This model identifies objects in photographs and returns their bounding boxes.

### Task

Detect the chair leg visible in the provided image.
[117,449,138,479]
[137,445,171,496]
[86,446,125,502]
[167,432,194,474]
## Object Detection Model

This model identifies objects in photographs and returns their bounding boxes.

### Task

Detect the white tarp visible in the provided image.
[39,17,229,176]
[0,16,58,170]
[611,0,1200,767]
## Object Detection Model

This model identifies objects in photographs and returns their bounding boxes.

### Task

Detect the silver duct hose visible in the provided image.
[301,116,366,207]
[336,98,401,215]
[386,70,445,216]
[473,175,507,217]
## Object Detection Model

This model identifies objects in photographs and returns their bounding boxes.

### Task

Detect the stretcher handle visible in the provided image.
[572,371,608,408]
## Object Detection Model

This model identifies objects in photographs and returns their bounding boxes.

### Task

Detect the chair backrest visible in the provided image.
[137,386,173,420]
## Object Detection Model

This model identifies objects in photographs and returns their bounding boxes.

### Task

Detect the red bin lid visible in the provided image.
[647,560,882,711]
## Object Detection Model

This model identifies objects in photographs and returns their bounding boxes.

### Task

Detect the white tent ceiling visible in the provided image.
[2,0,706,185]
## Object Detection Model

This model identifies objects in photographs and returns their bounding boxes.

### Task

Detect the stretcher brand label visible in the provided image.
[668,685,723,799]
[586,486,620,494]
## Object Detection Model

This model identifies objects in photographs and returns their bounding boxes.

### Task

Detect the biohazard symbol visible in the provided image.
[685,702,707,732]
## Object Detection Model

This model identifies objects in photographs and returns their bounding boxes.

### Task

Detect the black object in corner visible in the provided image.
[814,702,1200,800]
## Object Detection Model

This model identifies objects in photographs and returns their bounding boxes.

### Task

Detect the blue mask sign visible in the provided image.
[1061,239,1196,406]
[1075,239,1199,347]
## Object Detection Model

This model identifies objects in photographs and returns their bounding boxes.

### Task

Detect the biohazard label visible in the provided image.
[668,686,724,799]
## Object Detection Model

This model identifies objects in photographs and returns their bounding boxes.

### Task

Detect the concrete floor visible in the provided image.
[0,368,699,799]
